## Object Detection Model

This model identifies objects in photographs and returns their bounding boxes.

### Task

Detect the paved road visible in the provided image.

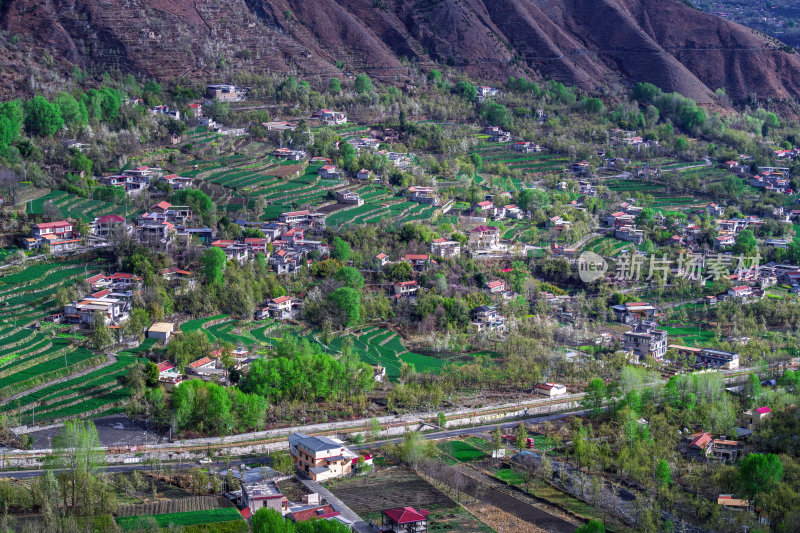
[0,409,590,479]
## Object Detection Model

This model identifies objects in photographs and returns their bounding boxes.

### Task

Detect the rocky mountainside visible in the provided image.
[2,0,800,103]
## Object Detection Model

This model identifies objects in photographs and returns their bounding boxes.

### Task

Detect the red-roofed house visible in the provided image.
[94,214,127,238]
[318,165,340,179]
[486,280,506,294]
[381,507,429,532]
[688,432,713,453]
[469,225,500,250]
[430,239,461,258]
[393,280,418,299]
[151,201,172,213]
[256,295,299,320]
[727,285,754,301]
[30,221,75,245]
[739,407,772,431]
[289,504,340,523]
[402,254,430,272]
[534,383,567,397]
[186,357,215,373]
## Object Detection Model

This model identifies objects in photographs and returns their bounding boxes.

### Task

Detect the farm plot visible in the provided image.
[437,440,489,462]
[116,508,245,532]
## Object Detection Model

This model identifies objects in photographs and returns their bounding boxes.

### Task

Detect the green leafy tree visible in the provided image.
[46,419,104,511]
[733,229,758,255]
[328,78,341,94]
[201,247,227,285]
[54,92,87,128]
[481,102,511,128]
[355,73,373,94]
[24,95,64,137]
[272,451,295,475]
[515,423,528,449]
[173,188,213,214]
[91,312,113,348]
[437,412,446,428]
[656,458,672,488]
[145,361,159,387]
[328,287,361,327]
[492,425,503,452]
[331,236,352,262]
[0,100,23,148]
[738,453,783,500]
[581,377,607,419]
[252,508,293,533]
[454,81,477,101]
[334,266,365,290]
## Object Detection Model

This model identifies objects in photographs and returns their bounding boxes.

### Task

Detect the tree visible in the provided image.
[54,92,87,129]
[252,508,293,533]
[428,69,442,85]
[581,377,607,419]
[334,266,365,290]
[173,188,213,215]
[331,236,352,262]
[385,261,412,281]
[744,373,762,408]
[0,100,23,148]
[492,425,503,452]
[145,361,159,387]
[0,167,23,206]
[24,95,64,137]
[481,102,512,128]
[655,458,672,488]
[515,423,528,450]
[584,97,605,114]
[738,453,783,500]
[46,419,104,511]
[575,520,605,533]
[272,451,294,475]
[91,312,113,348]
[355,73,373,94]
[454,81,477,102]
[437,412,446,428]
[201,247,227,285]
[328,78,341,95]
[328,287,361,327]
[733,229,758,255]
[398,430,435,465]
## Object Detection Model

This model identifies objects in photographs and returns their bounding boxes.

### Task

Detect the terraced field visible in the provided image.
[472,144,569,176]
[27,190,133,222]
[0,260,144,422]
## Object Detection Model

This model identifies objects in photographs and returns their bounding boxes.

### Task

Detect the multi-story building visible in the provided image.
[471,305,506,333]
[430,238,461,258]
[288,433,359,482]
[623,321,668,360]
[468,225,500,250]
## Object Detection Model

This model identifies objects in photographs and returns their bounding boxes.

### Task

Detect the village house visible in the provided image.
[211,240,249,262]
[405,186,439,205]
[156,361,181,384]
[615,225,645,245]
[63,295,129,326]
[28,220,75,248]
[311,109,347,125]
[485,280,506,294]
[727,285,755,302]
[534,383,567,397]
[256,295,301,320]
[335,190,364,206]
[318,165,341,179]
[611,302,656,324]
[430,238,461,258]
[374,252,390,270]
[548,216,572,231]
[159,174,193,190]
[357,169,372,181]
[270,248,303,275]
[739,407,771,431]
[240,480,288,516]
[468,225,500,250]
[624,321,668,360]
[483,126,511,143]
[262,121,298,132]
[206,84,245,101]
[393,280,418,300]
[271,147,307,161]
[162,267,194,285]
[288,433,361,482]
[402,254,430,272]
[92,214,127,238]
[471,305,506,333]
[512,141,543,153]
[476,85,500,101]
[147,322,175,341]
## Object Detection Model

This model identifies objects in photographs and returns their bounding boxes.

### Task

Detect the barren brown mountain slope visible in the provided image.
[1,0,799,102]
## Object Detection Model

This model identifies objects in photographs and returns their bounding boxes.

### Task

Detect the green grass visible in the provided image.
[494,468,526,485]
[662,326,716,346]
[436,440,489,462]
[116,508,244,531]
